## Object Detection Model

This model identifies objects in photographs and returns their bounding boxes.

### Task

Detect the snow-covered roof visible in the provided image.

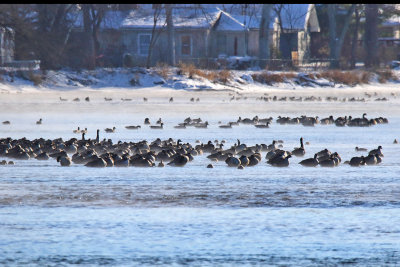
[121,6,221,29]
[213,11,247,31]
[230,4,310,30]
[383,15,400,26]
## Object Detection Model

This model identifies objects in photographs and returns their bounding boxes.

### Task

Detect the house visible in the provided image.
[69,4,320,68]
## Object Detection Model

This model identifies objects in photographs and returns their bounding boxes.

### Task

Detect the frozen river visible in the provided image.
[0,90,400,265]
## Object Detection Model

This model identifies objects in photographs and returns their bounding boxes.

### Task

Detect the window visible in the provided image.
[181,35,191,56]
[217,34,227,56]
[138,34,151,55]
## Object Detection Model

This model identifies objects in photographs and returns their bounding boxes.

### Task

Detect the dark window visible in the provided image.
[139,34,151,55]
[217,34,227,55]
[181,35,191,55]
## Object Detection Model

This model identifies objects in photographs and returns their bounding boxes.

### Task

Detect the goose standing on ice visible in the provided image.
[126,125,141,130]
[2,120,10,125]
[150,123,163,129]
[291,137,305,156]
[299,154,319,167]
[104,127,116,133]
[36,118,42,125]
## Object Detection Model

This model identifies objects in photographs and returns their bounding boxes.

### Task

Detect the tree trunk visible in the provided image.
[328,4,355,69]
[259,4,272,68]
[82,4,95,69]
[165,4,175,66]
[350,5,360,69]
[364,4,379,68]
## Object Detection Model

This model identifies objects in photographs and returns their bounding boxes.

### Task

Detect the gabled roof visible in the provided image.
[121,6,221,29]
[213,10,247,31]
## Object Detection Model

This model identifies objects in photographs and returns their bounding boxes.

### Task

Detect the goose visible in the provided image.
[143,97,148,102]
[0,160,7,165]
[319,155,336,167]
[174,123,187,129]
[291,137,305,156]
[169,97,174,102]
[73,97,80,102]
[167,154,188,167]
[225,156,241,167]
[125,125,141,130]
[36,118,42,125]
[239,155,249,167]
[150,123,164,129]
[2,120,10,125]
[247,154,260,166]
[59,97,67,101]
[364,154,378,165]
[207,164,213,168]
[104,127,116,133]
[219,122,233,128]
[85,156,106,167]
[35,152,50,160]
[194,121,209,128]
[121,98,132,101]
[81,128,88,134]
[114,155,130,167]
[369,146,383,157]
[355,146,368,152]
[104,97,112,101]
[73,127,81,134]
[254,122,270,128]
[156,118,163,124]
[320,116,334,125]
[394,139,398,144]
[158,160,165,167]
[85,97,90,102]
[95,129,100,143]
[57,155,71,166]
[267,154,291,167]
[299,154,319,167]
[8,161,14,165]
[144,118,150,124]
[349,156,365,166]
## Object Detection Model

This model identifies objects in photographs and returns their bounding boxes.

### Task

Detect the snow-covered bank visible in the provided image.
[0,67,399,94]
[0,67,400,117]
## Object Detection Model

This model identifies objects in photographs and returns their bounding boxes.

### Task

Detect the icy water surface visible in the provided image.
[1,97,400,265]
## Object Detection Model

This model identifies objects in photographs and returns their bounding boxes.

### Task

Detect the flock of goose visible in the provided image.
[1,113,389,131]
[0,133,384,168]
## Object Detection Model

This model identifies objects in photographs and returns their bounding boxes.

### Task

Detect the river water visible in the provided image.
[0,91,399,265]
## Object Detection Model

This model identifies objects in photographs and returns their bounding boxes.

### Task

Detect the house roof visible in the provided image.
[71,4,315,32]
[213,11,247,31]
[121,6,221,29]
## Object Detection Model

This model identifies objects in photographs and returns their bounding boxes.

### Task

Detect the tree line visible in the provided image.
[0,4,397,70]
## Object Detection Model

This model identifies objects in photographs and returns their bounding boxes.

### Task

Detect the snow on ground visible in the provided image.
[0,67,400,117]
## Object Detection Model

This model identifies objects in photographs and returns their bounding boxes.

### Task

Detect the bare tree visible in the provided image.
[259,4,273,68]
[165,4,175,66]
[328,4,356,69]
[82,4,111,69]
[364,4,379,68]
[350,5,363,69]
[146,4,166,68]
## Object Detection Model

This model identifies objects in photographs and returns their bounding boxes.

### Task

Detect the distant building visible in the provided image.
[69,4,320,68]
